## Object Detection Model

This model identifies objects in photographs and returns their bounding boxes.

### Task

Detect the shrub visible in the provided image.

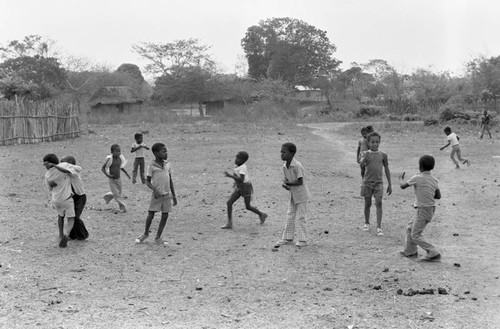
[356,106,382,118]
[424,118,439,126]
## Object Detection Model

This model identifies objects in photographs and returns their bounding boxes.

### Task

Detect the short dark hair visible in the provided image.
[237,151,249,162]
[367,131,380,142]
[360,127,368,133]
[43,154,59,165]
[61,156,76,165]
[282,142,297,154]
[419,155,435,171]
[152,142,166,154]
[444,127,452,134]
[111,144,120,152]
[366,125,374,133]
[134,133,143,140]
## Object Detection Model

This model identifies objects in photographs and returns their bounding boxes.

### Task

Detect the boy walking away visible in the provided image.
[52,156,89,240]
[360,132,392,236]
[276,143,311,247]
[101,144,130,213]
[399,155,442,262]
[440,127,470,169]
[135,143,177,245]
[43,154,75,248]
[221,151,268,229]
[480,110,492,139]
[131,133,149,184]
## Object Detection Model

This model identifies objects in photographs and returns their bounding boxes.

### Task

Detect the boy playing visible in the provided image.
[276,143,311,247]
[360,132,392,236]
[43,154,74,248]
[135,143,177,245]
[480,110,492,139]
[399,155,442,261]
[131,133,149,184]
[221,151,268,229]
[440,127,470,169]
[51,156,89,240]
[101,144,130,213]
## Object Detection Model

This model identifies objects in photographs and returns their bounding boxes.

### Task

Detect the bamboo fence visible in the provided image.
[0,98,80,146]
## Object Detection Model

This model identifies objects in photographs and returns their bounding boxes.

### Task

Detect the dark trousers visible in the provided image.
[69,194,89,240]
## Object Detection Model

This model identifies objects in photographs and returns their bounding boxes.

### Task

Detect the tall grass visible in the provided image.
[87,106,200,125]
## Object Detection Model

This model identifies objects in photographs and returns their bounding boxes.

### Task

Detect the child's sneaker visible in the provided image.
[363,224,370,231]
[260,213,268,224]
[376,228,384,236]
[135,234,149,243]
[295,241,308,247]
[154,238,168,245]
[275,239,293,246]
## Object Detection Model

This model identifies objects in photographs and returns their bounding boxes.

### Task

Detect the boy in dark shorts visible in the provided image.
[221,151,267,229]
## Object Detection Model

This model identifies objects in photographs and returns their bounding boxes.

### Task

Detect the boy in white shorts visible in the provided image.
[43,154,74,248]
[135,143,177,245]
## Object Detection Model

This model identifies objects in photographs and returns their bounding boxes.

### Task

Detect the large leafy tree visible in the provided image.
[132,38,214,77]
[241,17,340,86]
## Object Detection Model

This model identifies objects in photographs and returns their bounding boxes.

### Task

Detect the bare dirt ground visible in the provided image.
[1,120,499,329]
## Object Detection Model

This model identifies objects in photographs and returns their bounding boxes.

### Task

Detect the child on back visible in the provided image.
[357,127,369,178]
[359,132,392,236]
[221,151,268,229]
[131,133,149,184]
[276,143,311,247]
[135,143,177,245]
[51,156,89,240]
[101,144,130,213]
[43,154,74,248]
[399,155,441,261]
[440,126,470,169]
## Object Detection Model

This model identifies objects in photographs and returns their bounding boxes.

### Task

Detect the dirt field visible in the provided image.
[1,120,499,328]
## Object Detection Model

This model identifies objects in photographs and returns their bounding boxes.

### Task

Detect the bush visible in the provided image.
[424,118,439,126]
[402,114,422,121]
[356,106,382,118]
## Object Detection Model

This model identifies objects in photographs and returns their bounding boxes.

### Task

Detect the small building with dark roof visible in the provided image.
[88,86,143,112]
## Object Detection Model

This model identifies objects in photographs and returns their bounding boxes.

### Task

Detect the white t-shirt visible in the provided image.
[234,164,250,183]
[447,133,459,147]
[132,142,147,158]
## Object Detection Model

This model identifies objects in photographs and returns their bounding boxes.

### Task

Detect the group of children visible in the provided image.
[43,125,474,261]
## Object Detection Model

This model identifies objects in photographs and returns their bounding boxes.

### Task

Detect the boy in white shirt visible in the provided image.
[131,133,149,184]
[440,126,470,169]
[221,151,267,229]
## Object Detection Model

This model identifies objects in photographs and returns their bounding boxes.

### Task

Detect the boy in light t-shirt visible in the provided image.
[440,126,470,169]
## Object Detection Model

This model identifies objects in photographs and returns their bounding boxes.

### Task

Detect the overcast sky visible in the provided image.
[1,0,500,77]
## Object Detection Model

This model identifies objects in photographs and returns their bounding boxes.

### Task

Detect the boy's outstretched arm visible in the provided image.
[121,168,131,179]
[440,142,450,150]
[399,172,410,189]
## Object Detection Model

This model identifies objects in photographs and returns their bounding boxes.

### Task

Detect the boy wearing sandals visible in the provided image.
[135,143,177,245]
[399,155,442,262]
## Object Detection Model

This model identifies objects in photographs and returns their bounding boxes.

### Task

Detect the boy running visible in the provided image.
[440,127,470,169]
[101,144,130,213]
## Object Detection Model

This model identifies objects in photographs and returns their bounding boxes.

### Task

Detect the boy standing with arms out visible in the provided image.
[43,154,74,248]
[440,127,470,169]
[102,144,130,213]
[135,143,177,245]
[399,155,442,261]
[276,143,311,247]
[360,132,392,236]
[131,133,149,184]
[221,151,268,229]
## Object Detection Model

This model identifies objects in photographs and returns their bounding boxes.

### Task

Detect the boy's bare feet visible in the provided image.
[260,213,268,224]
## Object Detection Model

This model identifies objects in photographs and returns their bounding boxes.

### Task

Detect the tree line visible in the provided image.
[1,18,499,115]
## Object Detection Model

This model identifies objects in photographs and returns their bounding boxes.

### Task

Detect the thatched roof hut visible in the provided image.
[88,86,143,112]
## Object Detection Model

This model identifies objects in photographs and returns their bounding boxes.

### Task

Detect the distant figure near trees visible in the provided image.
[480,110,492,139]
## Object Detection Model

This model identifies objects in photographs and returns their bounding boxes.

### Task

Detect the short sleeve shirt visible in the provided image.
[132,142,147,158]
[407,171,439,207]
[58,162,85,195]
[147,160,172,196]
[447,133,459,147]
[45,167,73,202]
[361,150,388,183]
[283,158,311,204]
[234,164,250,183]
